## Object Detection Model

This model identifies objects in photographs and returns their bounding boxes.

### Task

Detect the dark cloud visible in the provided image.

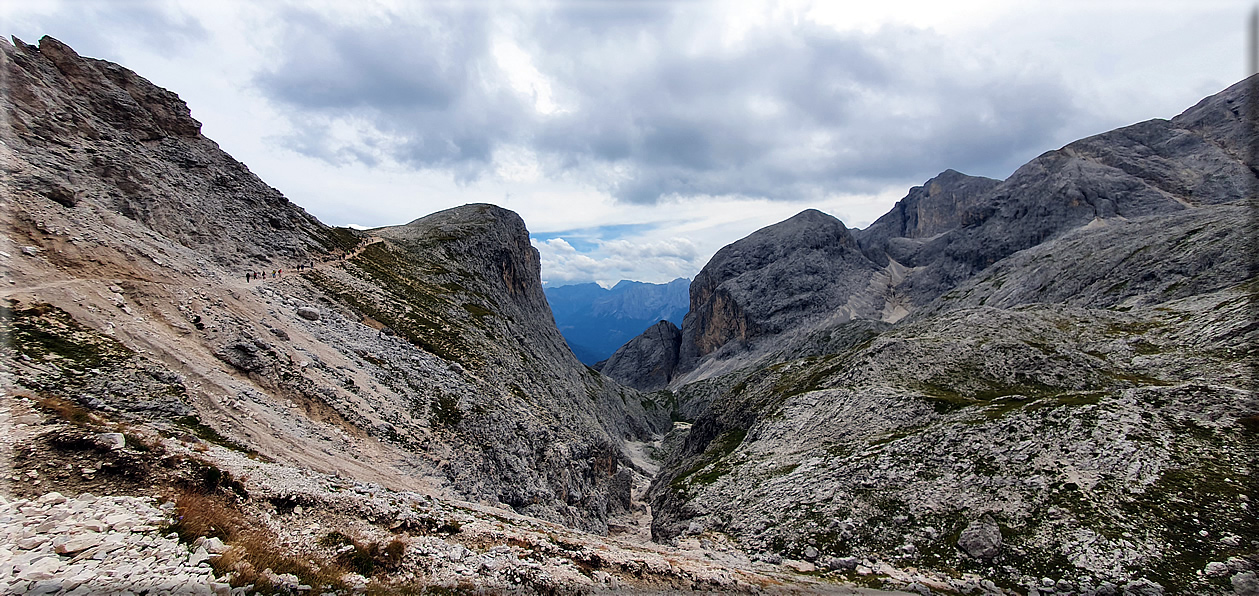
[255,6,528,176]
[252,4,1087,203]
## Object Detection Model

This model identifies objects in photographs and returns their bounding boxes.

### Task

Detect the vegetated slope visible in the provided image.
[545,278,689,365]
[642,76,1258,594]
[0,35,667,536]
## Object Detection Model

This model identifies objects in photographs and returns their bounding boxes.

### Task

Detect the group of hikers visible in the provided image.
[245,263,312,283]
[243,238,374,284]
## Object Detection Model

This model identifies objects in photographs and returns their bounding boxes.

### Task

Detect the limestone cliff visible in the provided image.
[675,209,884,380]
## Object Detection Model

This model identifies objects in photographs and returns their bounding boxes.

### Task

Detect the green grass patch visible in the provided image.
[174,416,259,456]
[2,300,131,368]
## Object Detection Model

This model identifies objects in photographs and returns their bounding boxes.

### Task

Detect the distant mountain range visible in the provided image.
[544,278,690,364]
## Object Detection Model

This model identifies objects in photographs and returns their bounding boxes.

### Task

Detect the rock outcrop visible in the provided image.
[597,320,683,392]
[2,36,333,269]
[674,209,886,382]
[856,168,1001,267]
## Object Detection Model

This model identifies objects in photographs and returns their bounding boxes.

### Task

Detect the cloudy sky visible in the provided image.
[4,1,1252,286]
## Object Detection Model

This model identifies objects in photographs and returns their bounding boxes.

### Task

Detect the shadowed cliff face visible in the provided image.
[857,169,1001,267]
[597,320,683,392]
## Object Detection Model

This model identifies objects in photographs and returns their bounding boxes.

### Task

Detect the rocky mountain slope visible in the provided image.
[545,278,689,364]
[1,32,672,555]
[1,34,946,596]
[629,76,1258,595]
[596,320,684,392]
[608,76,1257,391]
[4,33,1256,596]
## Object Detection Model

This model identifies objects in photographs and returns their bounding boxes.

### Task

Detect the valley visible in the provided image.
[1,34,1255,596]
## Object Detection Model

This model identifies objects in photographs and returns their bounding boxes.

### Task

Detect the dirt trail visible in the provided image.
[226,236,382,289]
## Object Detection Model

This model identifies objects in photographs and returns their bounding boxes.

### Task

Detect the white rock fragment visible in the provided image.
[94,432,126,450]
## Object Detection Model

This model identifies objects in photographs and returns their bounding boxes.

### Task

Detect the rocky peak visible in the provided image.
[377,204,548,317]
[690,209,856,293]
[596,320,683,392]
[677,208,881,375]
[19,36,202,140]
[2,35,330,267]
[855,169,1000,267]
[1168,74,1256,162]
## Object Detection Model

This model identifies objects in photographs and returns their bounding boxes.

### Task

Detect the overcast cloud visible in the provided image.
[2,0,1252,286]
[251,3,1086,203]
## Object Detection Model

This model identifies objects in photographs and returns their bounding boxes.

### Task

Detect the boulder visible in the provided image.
[957,517,1002,561]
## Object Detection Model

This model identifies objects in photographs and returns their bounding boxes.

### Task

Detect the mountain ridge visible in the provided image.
[626,75,1258,595]
[544,277,689,364]
[599,75,1258,394]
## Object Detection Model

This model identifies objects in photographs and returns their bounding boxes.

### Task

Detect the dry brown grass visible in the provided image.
[170,489,247,543]
[34,395,100,427]
[169,488,376,593]
[215,530,347,592]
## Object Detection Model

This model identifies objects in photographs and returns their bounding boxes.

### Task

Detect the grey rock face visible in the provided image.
[93,432,126,451]
[597,320,682,391]
[659,77,1257,387]
[650,288,1256,590]
[1232,571,1259,596]
[2,36,338,269]
[956,517,1002,560]
[857,168,1001,267]
[677,209,883,375]
[918,204,1252,314]
[644,76,1258,594]
[883,77,1257,310]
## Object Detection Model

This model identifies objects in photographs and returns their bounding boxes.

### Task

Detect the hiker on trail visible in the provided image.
[246,272,251,282]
